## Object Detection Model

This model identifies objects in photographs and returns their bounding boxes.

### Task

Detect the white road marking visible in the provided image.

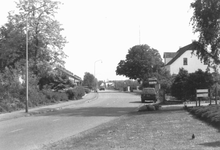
[10,128,23,133]
[52,119,60,122]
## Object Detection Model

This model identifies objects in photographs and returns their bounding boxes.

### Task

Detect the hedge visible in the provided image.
[186,105,220,127]
[0,85,89,113]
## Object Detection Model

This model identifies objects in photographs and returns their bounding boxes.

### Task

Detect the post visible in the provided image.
[215,83,218,105]
[25,7,29,113]
[196,97,198,107]
[209,89,212,105]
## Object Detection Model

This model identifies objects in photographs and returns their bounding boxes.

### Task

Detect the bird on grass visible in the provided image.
[192,134,195,139]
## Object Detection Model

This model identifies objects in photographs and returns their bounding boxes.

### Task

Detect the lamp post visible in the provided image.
[25,3,29,113]
[94,59,102,90]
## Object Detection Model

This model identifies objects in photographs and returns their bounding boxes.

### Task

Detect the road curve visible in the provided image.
[0,90,142,150]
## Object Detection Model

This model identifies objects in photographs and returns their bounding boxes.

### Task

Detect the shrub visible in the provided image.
[66,86,85,100]
[84,87,91,94]
[187,105,220,127]
[66,89,75,100]
[42,90,68,103]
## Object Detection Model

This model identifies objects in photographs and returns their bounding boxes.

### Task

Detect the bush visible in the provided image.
[84,87,91,94]
[42,90,68,103]
[66,86,85,100]
[187,105,220,127]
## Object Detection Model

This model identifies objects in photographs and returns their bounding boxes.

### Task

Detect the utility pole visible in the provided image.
[25,1,29,113]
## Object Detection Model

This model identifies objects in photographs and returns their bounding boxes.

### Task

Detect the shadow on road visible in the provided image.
[33,105,184,118]
[35,107,137,117]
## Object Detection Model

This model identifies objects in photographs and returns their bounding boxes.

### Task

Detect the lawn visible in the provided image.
[41,107,220,150]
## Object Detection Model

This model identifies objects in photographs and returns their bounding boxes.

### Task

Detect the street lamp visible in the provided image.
[94,59,102,90]
[25,2,29,113]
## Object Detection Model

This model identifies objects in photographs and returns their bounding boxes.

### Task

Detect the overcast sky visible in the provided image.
[0,0,197,81]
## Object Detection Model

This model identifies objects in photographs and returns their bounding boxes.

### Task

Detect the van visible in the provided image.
[141,88,157,103]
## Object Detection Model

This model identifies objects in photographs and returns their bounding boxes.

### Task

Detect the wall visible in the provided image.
[169,50,213,74]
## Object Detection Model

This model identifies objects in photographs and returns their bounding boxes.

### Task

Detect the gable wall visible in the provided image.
[170,50,212,74]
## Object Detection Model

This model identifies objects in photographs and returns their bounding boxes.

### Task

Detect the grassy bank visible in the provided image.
[185,105,220,128]
[41,107,220,150]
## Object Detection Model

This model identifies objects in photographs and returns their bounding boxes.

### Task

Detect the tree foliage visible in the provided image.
[171,68,214,100]
[82,72,96,89]
[185,69,214,99]
[0,0,67,74]
[171,68,189,100]
[116,44,164,82]
[191,0,220,65]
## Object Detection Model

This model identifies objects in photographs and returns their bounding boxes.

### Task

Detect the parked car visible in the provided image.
[99,87,105,91]
[141,88,157,103]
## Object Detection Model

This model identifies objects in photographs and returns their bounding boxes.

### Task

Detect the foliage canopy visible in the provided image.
[171,68,214,100]
[116,44,164,82]
[191,0,220,65]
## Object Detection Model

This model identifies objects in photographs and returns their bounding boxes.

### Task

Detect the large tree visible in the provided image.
[82,72,97,89]
[0,0,67,74]
[116,44,164,82]
[191,0,220,65]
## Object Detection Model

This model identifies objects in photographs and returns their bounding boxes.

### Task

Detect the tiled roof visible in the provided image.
[165,43,197,66]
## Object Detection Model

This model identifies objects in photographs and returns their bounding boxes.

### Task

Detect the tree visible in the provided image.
[116,44,163,82]
[82,72,96,89]
[185,69,214,101]
[190,0,220,65]
[171,68,214,101]
[0,21,26,70]
[171,68,189,100]
[0,0,67,74]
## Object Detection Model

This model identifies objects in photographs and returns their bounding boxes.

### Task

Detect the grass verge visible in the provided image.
[41,107,220,150]
[185,105,220,129]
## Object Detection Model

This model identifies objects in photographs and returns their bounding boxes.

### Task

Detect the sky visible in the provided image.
[0,0,198,81]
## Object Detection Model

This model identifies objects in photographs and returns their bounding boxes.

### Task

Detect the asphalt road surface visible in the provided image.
[0,90,142,150]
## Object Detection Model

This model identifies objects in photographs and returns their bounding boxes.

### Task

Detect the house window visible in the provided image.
[183,58,188,65]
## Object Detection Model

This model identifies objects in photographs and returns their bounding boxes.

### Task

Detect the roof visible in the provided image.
[56,65,82,81]
[165,43,197,66]
[163,52,176,58]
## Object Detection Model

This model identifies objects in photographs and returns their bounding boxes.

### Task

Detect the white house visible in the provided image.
[164,43,213,75]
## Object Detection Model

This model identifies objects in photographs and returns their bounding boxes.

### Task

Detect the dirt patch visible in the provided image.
[41,107,220,150]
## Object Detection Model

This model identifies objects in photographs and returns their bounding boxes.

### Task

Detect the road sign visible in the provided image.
[197,89,208,93]
[149,81,157,85]
[196,89,209,98]
[197,93,209,97]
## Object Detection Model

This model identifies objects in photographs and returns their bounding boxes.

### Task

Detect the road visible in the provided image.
[0,90,142,150]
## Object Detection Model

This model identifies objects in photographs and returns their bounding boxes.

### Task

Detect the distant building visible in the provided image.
[163,43,213,75]
[163,52,176,65]
[56,65,82,85]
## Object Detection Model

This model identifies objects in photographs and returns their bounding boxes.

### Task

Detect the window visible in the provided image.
[183,58,187,65]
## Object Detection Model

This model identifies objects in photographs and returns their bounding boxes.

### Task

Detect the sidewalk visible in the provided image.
[0,92,98,122]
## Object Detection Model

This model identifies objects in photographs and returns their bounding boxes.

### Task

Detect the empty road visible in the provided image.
[0,90,142,150]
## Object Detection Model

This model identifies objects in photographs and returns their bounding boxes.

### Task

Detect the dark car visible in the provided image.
[141,88,157,103]
[99,87,105,91]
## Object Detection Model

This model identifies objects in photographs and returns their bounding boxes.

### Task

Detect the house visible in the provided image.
[56,65,82,85]
[163,52,176,65]
[163,43,213,75]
